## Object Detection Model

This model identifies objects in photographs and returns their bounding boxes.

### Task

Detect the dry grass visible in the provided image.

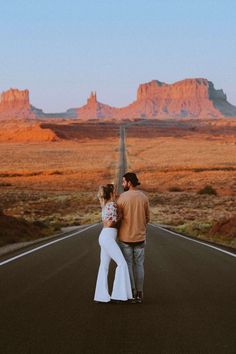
[0,189,101,227]
[0,126,119,246]
[149,192,236,248]
[0,119,236,249]
[126,120,236,195]
[126,119,236,248]
[0,136,119,228]
[0,139,119,191]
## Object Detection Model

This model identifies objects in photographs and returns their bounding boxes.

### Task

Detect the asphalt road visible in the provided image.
[1,224,236,354]
[116,125,127,194]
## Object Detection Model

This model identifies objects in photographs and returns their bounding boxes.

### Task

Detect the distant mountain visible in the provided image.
[1,78,236,120]
[0,88,35,119]
[134,78,236,118]
[71,91,115,120]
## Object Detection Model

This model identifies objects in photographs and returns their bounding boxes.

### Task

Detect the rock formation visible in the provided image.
[0,120,59,142]
[0,88,35,119]
[1,78,236,120]
[132,78,236,118]
[71,91,115,119]
[70,78,236,119]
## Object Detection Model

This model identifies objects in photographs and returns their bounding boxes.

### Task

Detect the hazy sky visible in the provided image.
[0,0,236,112]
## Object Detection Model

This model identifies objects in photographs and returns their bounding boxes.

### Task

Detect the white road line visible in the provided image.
[150,224,236,258]
[0,224,99,267]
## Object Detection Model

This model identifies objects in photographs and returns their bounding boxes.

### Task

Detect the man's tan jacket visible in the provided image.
[117,190,150,243]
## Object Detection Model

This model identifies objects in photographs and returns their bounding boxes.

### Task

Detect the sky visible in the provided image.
[0,0,236,112]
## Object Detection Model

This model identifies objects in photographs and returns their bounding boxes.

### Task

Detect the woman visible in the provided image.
[94,184,132,303]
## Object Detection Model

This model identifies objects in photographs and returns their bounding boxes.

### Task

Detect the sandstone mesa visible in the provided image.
[0,78,236,120]
[0,88,34,119]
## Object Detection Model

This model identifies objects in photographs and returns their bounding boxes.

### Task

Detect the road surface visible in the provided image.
[116,125,127,194]
[0,224,236,354]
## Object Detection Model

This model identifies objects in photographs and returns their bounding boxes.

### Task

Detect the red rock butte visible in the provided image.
[0,88,35,119]
[1,78,236,120]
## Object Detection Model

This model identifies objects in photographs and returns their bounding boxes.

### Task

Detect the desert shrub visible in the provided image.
[71,221,80,226]
[32,220,47,228]
[28,172,42,176]
[52,223,63,231]
[175,221,212,237]
[0,173,21,177]
[168,186,183,192]
[209,215,236,239]
[197,185,217,196]
[194,167,236,172]
[0,213,52,247]
[193,168,205,172]
[50,170,64,175]
[149,194,166,206]
[0,182,12,187]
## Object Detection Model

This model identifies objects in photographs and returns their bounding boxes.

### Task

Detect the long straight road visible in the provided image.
[1,126,236,353]
[1,224,236,354]
[116,125,127,194]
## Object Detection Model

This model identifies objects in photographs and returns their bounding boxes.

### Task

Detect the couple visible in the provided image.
[94,172,150,304]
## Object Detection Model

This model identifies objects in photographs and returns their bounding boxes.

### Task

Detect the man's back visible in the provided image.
[117,190,150,243]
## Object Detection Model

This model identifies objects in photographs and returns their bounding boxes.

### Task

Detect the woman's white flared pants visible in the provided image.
[94,228,132,302]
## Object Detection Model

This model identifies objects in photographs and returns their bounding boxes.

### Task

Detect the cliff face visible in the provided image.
[1,79,236,120]
[137,79,212,100]
[0,88,35,119]
[72,78,236,119]
[208,81,236,116]
[73,92,115,119]
[133,78,223,118]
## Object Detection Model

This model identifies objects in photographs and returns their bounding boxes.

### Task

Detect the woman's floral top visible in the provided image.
[102,201,118,222]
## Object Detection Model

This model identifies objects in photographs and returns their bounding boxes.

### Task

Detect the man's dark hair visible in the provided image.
[123,172,140,187]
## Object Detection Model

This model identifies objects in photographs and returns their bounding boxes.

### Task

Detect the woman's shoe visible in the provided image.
[110,299,128,304]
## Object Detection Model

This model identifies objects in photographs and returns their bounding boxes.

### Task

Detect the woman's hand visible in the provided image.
[103,220,116,228]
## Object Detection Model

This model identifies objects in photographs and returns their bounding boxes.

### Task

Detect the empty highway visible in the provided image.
[0,223,236,354]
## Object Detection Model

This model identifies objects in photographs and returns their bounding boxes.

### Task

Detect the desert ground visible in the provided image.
[126,119,236,247]
[0,118,235,248]
[0,121,120,246]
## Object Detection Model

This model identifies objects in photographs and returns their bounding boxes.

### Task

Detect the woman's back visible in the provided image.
[102,201,118,223]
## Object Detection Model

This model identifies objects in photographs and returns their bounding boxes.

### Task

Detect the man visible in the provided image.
[117,172,150,303]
